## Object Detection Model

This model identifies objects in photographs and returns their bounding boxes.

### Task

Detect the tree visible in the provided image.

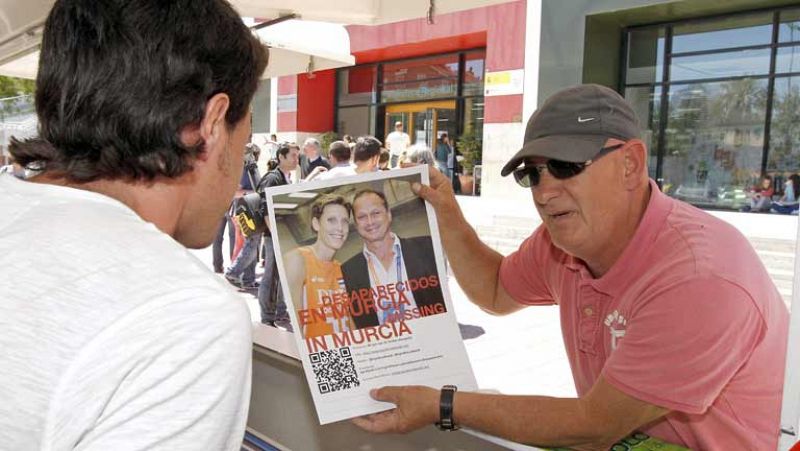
[769,78,800,173]
[708,78,766,126]
[0,75,35,121]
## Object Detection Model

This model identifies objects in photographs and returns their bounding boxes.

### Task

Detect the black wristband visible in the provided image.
[436,385,459,431]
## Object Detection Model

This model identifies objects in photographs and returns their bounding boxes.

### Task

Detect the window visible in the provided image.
[671,13,772,54]
[381,54,459,103]
[768,76,800,174]
[463,50,487,96]
[335,49,486,168]
[337,66,377,107]
[623,7,800,210]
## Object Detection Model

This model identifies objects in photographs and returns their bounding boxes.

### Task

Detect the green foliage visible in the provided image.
[0,75,35,120]
[456,128,482,175]
[769,80,800,172]
[0,76,34,98]
[318,131,339,157]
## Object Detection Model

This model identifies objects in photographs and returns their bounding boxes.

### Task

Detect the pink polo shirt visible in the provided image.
[499,180,789,450]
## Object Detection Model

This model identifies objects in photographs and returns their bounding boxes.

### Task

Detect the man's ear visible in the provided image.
[183,93,231,162]
[622,139,648,189]
[311,217,320,233]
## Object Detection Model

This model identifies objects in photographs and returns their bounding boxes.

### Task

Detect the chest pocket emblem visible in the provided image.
[604,310,627,351]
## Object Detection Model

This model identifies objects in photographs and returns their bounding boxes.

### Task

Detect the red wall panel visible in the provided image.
[484,94,524,124]
[347,1,525,72]
[297,70,336,133]
[278,76,297,95]
[282,1,528,132]
[347,67,374,94]
[277,111,297,132]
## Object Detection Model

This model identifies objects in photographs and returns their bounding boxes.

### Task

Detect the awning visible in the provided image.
[232,0,511,25]
[254,19,354,78]
[0,0,50,78]
[0,0,508,79]
[0,3,355,80]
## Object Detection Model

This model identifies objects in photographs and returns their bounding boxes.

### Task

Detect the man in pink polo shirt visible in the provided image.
[353,84,789,450]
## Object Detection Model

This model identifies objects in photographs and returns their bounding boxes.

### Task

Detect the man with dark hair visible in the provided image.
[379,148,391,170]
[316,140,355,180]
[0,1,267,449]
[257,142,299,329]
[284,194,354,338]
[353,85,788,450]
[353,136,383,174]
[341,189,445,329]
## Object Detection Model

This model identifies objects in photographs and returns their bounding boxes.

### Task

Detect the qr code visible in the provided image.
[309,347,360,394]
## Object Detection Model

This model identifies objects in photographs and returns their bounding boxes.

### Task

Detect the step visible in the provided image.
[748,237,798,254]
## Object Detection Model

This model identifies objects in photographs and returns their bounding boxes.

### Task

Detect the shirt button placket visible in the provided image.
[578,285,600,355]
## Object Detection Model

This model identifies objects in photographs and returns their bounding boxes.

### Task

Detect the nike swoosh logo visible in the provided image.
[577,116,596,123]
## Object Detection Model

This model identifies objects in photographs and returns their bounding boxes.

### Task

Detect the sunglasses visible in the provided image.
[512,143,625,188]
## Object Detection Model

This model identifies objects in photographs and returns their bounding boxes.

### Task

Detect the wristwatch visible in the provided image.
[435,385,459,431]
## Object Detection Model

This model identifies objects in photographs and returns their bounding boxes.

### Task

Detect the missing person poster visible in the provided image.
[264,166,477,424]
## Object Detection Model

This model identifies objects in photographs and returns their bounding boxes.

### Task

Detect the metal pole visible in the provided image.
[779,217,800,450]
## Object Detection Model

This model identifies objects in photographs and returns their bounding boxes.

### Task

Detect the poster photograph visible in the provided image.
[264,166,477,424]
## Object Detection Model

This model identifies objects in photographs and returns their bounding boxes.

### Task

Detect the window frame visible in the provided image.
[621,6,800,206]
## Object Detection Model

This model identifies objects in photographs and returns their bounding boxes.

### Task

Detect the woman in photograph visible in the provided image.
[284,194,354,338]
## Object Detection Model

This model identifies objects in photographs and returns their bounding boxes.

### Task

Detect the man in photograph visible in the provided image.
[0,0,267,449]
[341,189,445,329]
[283,194,354,338]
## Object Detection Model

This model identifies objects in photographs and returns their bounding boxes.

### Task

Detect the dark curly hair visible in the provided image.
[10,0,268,183]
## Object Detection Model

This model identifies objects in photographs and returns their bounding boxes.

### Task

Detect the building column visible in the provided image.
[276,71,336,145]
[479,0,539,209]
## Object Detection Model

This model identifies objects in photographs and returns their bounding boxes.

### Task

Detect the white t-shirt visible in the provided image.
[0,174,252,450]
[385,131,410,157]
[315,164,357,181]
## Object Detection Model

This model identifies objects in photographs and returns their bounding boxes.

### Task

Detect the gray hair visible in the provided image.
[303,137,321,150]
[408,145,435,166]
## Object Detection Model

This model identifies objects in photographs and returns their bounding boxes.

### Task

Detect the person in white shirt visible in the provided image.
[314,140,356,181]
[385,121,411,168]
[0,1,268,450]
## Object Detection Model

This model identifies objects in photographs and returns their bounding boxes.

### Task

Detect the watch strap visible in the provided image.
[436,385,459,431]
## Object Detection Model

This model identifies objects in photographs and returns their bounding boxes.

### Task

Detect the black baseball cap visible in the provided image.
[501,84,641,177]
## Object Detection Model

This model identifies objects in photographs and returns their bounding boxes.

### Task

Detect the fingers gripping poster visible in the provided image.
[264,166,477,424]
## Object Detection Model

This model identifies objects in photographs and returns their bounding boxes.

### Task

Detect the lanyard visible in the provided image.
[365,242,406,324]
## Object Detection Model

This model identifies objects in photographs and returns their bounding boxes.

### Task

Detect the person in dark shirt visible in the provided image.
[299,137,330,179]
[222,144,261,288]
[257,143,299,329]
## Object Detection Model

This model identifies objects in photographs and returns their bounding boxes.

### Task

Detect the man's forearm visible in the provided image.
[439,210,506,313]
[451,392,613,449]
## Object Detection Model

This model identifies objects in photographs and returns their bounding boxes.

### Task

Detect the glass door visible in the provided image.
[385,100,456,150]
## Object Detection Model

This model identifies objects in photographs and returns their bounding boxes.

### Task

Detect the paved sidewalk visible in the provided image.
[191,194,798,401]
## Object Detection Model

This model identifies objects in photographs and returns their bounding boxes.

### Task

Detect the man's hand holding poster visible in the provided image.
[265,166,477,424]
